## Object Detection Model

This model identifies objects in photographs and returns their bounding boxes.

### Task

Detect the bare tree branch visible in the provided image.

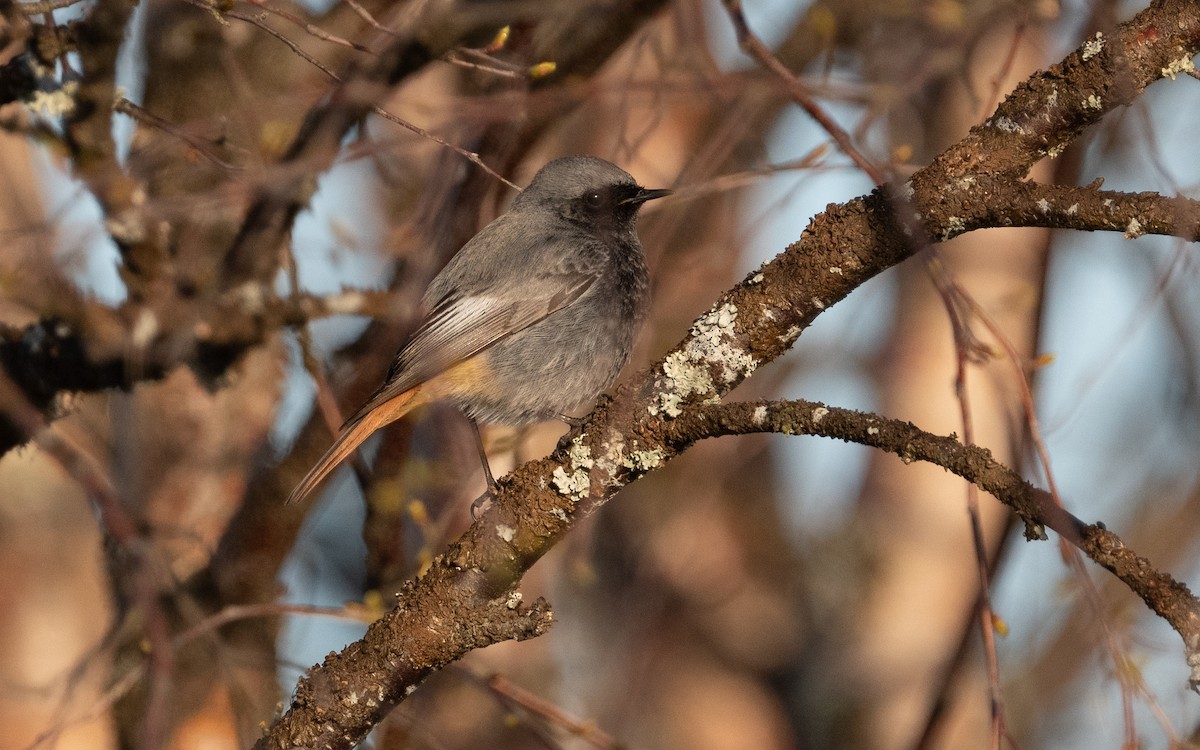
[962,180,1200,240]
[255,0,1200,743]
[662,398,1200,678]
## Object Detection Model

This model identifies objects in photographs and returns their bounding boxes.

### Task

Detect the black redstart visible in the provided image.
[287,156,671,505]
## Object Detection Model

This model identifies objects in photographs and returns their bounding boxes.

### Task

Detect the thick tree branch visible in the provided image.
[0,289,392,453]
[921,0,1199,182]
[63,0,130,172]
[958,180,1200,241]
[255,574,553,749]
[259,2,1200,743]
[662,398,1200,689]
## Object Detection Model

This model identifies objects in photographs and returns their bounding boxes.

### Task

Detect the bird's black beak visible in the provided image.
[620,187,673,206]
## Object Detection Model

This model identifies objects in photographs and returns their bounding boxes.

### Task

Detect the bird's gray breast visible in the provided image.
[457,234,650,424]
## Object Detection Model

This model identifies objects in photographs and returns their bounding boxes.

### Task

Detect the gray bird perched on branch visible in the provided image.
[287,155,671,506]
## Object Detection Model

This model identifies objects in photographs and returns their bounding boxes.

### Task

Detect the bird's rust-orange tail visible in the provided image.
[286,385,427,505]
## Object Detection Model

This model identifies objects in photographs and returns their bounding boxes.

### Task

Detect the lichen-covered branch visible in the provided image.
[965,180,1200,241]
[257,2,1200,742]
[255,569,552,750]
[660,398,1200,689]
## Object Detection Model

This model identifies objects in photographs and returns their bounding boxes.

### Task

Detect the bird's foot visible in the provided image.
[555,413,587,451]
[469,488,494,520]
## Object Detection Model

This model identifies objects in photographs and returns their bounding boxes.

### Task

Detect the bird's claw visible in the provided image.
[555,413,587,451]
[469,489,494,520]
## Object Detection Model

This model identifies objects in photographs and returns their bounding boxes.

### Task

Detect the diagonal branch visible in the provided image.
[720,0,886,184]
[661,398,1200,683]
[259,2,1200,743]
[960,180,1200,241]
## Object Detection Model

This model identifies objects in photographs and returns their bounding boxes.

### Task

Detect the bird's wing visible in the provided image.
[342,270,597,428]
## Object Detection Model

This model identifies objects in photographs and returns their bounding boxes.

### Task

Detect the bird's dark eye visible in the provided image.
[584,191,605,208]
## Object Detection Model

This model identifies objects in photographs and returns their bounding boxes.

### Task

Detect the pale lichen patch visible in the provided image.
[990,116,1023,134]
[567,436,594,470]
[1081,32,1104,61]
[552,466,590,500]
[325,290,367,315]
[653,351,713,418]
[941,216,966,241]
[651,303,757,417]
[28,81,79,117]
[1162,53,1195,80]
[600,432,626,464]
[1124,217,1144,239]
[623,448,665,472]
[551,434,602,500]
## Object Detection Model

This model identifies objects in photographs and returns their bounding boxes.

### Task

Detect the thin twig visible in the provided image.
[486,673,621,749]
[239,0,375,54]
[931,254,1151,740]
[450,668,621,750]
[174,602,362,645]
[445,53,526,79]
[946,293,1008,750]
[220,6,342,80]
[212,3,519,190]
[720,0,887,185]
[114,97,241,170]
[22,669,143,750]
[343,0,396,36]
[666,151,834,203]
[368,105,520,190]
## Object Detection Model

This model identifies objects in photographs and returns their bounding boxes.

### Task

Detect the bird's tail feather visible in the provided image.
[286,385,426,505]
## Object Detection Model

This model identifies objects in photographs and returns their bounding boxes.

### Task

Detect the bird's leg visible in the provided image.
[469,418,498,519]
[554,413,587,451]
